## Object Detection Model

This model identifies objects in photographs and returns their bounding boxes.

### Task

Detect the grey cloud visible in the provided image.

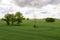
[14,0,60,8]
[14,0,49,7]
[49,0,60,4]
[0,7,15,13]
[40,11,48,14]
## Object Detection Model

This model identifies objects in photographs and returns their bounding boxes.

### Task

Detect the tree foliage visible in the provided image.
[2,12,24,25]
[15,12,23,24]
[10,14,16,25]
[2,14,12,25]
[45,17,55,23]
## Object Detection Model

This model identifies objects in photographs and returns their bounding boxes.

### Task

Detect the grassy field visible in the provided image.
[0,19,60,40]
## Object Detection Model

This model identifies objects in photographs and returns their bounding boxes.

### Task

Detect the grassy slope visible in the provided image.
[0,19,60,40]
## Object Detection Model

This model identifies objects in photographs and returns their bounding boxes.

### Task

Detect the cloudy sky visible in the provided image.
[0,0,60,18]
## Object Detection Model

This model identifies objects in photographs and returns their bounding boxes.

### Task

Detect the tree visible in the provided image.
[2,12,24,25]
[10,14,16,25]
[15,12,23,24]
[2,13,16,25]
[2,14,12,25]
[45,17,55,23]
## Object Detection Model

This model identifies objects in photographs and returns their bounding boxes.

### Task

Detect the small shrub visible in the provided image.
[27,18,29,20]
[23,18,25,20]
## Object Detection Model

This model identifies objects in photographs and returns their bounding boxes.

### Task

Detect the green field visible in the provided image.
[0,19,60,40]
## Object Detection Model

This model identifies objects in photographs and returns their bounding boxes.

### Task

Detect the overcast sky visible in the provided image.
[0,0,60,18]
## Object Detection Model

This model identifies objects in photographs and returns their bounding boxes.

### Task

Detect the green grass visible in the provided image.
[0,19,60,40]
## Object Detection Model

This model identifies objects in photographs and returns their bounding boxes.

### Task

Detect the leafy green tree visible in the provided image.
[10,14,16,25]
[45,17,55,23]
[2,13,16,25]
[2,14,12,25]
[2,12,24,25]
[15,12,23,24]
